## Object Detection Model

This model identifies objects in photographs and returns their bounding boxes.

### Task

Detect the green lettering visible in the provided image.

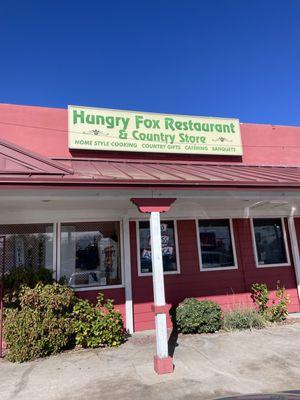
[73,110,85,125]
[215,124,223,132]
[86,114,95,124]
[188,120,194,131]
[119,130,128,139]
[175,121,182,130]
[165,117,175,130]
[135,115,144,129]
[182,121,189,130]
[132,130,140,140]
[179,133,186,142]
[96,115,105,125]
[106,116,115,129]
[194,122,201,131]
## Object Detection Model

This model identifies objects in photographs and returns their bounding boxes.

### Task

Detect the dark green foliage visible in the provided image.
[176,298,222,334]
[73,293,126,348]
[3,283,77,362]
[251,283,269,314]
[4,307,75,362]
[4,266,54,308]
[223,307,267,331]
[3,270,127,362]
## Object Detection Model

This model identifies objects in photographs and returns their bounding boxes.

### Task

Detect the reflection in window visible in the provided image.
[253,218,288,266]
[60,221,121,288]
[0,224,53,272]
[198,219,235,269]
[139,220,178,274]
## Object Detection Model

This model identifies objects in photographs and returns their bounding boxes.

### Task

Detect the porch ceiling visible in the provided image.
[0,191,299,220]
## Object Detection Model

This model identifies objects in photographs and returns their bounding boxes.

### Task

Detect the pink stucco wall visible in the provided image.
[1,103,300,165]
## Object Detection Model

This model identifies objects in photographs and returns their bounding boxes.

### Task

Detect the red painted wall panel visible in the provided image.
[130,219,300,331]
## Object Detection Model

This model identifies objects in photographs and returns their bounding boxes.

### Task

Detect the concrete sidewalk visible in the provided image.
[1,323,300,400]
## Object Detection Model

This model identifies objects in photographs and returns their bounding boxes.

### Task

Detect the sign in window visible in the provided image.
[138,220,178,274]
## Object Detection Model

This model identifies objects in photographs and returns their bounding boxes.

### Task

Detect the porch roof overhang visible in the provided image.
[2,157,300,190]
[1,139,300,190]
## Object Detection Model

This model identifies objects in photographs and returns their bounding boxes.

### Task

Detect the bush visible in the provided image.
[251,283,269,314]
[19,282,77,314]
[266,284,290,322]
[251,281,290,323]
[176,298,222,334]
[4,266,54,308]
[4,308,75,362]
[4,283,77,362]
[223,308,267,331]
[73,293,126,348]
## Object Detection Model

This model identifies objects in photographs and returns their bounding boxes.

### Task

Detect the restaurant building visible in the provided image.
[1,103,300,373]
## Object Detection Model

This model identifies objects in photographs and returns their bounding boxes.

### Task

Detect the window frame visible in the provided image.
[58,218,125,291]
[196,218,238,272]
[136,218,181,277]
[250,217,291,268]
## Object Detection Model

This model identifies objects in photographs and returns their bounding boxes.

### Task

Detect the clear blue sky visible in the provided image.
[1,0,300,125]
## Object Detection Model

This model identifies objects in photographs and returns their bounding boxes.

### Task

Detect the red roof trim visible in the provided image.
[0,149,300,189]
[0,139,73,175]
[131,198,176,213]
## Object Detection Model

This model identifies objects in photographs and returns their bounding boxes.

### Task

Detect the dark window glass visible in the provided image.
[0,224,53,273]
[60,221,121,288]
[139,220,178,274]
[253,218,287,265]
[198,219,235,269]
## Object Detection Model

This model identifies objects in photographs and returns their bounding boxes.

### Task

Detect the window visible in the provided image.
[198,219,236,270]
[0,224,54,272]
[60,221,122,288]
[252,218,289,267]
[138,220,179,274]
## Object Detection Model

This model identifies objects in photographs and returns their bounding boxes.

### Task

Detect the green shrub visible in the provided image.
[251,281,290,323]
[73,293,126,348]
[223,307,267,331]
[19,282,77,314]
[4,308,75,362]
[4,266,54,308]
[176,298,222,334]
[266,284,290,322]
[251,283,269,314]
[4,283,76,362]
